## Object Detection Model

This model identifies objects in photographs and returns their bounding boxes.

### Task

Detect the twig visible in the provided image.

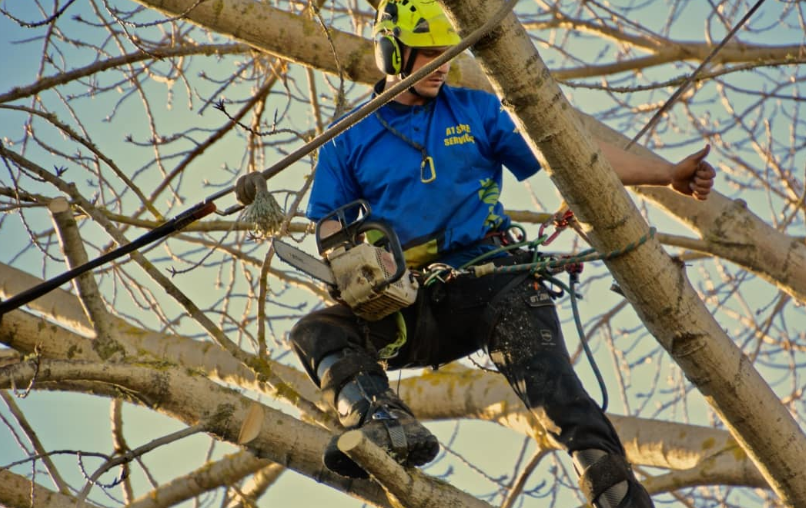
[76,424,207,505]
[1,0,78,28]
[0,44,248,105]
[10,346,42,398]
[110,399,135,503]
[0,391,72,494]
[500,449,551,508]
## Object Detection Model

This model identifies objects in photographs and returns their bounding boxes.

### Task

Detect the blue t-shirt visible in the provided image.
[307,83,541,268]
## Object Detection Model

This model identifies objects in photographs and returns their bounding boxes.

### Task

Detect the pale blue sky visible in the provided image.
[1,1,803,507]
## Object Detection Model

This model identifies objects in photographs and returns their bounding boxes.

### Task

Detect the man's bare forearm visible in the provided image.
[597,140,674,187]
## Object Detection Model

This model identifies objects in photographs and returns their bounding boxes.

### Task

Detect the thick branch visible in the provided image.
[0,470,90,508]
[128,452,279,508]
[0,359,390,508]
[398,366,767,490]
[580,117,806,303]
[1,306,769,492]
[0,263,94,336]
[0,262,320,404]
[527,13,806,79]
[224,461,285,508]
[48,197,129,359]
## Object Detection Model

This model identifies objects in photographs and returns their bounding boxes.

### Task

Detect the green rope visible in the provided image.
[422,232,549,287]
[474,227,656,277]
[378,311,407,360]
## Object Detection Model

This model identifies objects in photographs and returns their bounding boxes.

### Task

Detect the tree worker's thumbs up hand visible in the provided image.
[670,145,717,200]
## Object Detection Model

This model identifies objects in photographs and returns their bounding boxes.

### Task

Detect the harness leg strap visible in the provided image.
[370,407,409,460]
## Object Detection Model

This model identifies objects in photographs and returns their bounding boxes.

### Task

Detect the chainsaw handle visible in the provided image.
[315,200,371,254]
[314,199,407,291]
[354,219,408,292]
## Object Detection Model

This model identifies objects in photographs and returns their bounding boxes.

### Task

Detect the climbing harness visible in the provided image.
[417,216,655,411]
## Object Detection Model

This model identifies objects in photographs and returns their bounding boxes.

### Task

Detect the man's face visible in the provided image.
[406,46,451,99]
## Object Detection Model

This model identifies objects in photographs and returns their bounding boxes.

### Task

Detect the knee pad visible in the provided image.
[316,349,387,408]
[575,451,653,508]
[289,310,364,383]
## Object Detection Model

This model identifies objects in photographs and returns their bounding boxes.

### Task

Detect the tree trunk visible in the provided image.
[436,0,806,505]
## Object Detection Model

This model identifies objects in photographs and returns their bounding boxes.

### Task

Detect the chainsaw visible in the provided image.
[273,200,419,321]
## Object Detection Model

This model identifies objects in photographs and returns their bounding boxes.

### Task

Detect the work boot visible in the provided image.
[574,449,654,508]
[322,373,439,478]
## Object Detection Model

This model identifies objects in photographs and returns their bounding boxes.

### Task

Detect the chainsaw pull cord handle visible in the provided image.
[0,201,217,317]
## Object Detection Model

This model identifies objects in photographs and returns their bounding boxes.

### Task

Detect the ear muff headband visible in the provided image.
[374,33,402,75]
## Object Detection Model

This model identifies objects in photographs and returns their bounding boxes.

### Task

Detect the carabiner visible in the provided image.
[420,156,436,183]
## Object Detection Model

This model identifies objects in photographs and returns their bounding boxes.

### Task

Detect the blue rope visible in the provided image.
[570,276,608,411]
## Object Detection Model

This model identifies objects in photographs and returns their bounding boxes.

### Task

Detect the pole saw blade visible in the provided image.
[272,238,336,286]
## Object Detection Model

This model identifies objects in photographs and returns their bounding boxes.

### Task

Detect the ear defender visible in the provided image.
[374,34,403,75]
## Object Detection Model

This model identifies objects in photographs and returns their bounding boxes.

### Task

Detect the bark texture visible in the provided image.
[437,0,806,505]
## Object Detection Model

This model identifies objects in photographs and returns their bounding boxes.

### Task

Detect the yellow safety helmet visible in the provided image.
[373,0,461,75]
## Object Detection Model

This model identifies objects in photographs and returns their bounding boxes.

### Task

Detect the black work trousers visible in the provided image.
[289,254,626,457]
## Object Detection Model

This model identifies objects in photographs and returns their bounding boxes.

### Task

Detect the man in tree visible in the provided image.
[237,1,715,506]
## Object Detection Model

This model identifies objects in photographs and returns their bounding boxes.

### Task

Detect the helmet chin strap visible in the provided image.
[399,47,426,98]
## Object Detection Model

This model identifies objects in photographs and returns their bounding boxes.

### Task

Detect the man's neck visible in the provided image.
[385,77,429,106]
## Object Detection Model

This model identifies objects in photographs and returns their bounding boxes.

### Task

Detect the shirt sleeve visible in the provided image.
[306,137,361,222]
[483,94,542,181]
